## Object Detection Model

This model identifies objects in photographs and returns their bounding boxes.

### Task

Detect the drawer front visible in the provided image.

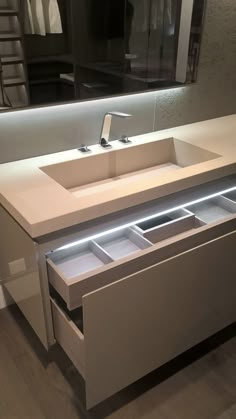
[48,218,236,310]
[82,231,236,408]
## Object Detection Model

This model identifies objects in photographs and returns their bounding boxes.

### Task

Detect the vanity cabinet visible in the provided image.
[51,230,236,408]
[1,176,236,409]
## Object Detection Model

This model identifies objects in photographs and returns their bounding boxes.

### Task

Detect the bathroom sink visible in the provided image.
[40,138,220,196]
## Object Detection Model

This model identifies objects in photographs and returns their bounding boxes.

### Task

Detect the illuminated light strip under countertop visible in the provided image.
[54,185,236,252]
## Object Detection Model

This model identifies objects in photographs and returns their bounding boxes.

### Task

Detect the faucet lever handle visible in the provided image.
[78,144,91,153]
[119,135,132,144]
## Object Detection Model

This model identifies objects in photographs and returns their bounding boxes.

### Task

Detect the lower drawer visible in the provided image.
[51,299,85,378]
[51,230,236,409]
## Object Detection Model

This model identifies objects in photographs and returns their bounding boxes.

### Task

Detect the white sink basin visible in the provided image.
[40,138,220,195]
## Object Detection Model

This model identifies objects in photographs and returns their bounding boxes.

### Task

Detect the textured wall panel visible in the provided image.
[154,0,236,130]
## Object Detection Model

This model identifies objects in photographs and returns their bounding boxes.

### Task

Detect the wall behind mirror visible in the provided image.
[0,0,205,111]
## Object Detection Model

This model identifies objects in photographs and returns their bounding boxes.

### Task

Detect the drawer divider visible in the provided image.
[90,240,114,264]
[218,195,236,213]
[126,227,153,249]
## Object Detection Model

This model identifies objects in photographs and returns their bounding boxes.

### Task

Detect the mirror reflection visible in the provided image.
[0,0,205,110]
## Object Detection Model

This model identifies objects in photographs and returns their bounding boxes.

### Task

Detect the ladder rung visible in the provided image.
[0,32,21,41]
[1,55,23,65]
[0,8,18,16]
[3,77,25,86]
[0,101,27,109]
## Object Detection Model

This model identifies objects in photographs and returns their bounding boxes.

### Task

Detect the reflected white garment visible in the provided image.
[143,0,149,32]
[31,0,62,36]
[31,0,46,35]
[43,0,63,34]
[165,0,172,24]
[131,0,149,32]
[152,0,172,30]
[24,0,35,34]
[131,0,172,33]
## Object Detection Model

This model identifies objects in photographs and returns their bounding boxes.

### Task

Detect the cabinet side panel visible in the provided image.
[83,231,236,408]
[0,205,48,348]
[0,285,12,309]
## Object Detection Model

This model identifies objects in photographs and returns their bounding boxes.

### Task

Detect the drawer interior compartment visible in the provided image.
[187,196,236,224]
[47,185,236,311]
[48,241,113,280]
[95,228,152,260]
[133,209,196,243]
[51,298,85,378]
[223,190,236,202]
[47,227,153,310]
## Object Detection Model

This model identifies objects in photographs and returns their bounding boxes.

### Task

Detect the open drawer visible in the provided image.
[51,230,236,409]
[47,204,236,311]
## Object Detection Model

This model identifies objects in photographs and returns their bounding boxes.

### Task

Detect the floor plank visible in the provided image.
[0,341,44,419]
[0,305,236,419]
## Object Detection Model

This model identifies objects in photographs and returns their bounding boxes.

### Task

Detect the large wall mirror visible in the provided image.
[0,0,205,111]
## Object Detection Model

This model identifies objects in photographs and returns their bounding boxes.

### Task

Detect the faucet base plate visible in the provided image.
[119,137,132,144]
[100,143,112,149]
[78,146,92,153]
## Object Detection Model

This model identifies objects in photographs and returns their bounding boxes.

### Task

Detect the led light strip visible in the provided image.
[54,186,236,252]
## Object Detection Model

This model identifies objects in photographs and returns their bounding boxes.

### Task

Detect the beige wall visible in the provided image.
[0,0,236,307]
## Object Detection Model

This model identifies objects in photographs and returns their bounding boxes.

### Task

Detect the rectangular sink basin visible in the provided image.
[40,138,220,195]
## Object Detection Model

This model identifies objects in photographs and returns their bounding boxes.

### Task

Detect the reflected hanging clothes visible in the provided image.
[131,0,172,33]
[165,0,172,25]
[30,0,62,36]
[43,0,63,34]
[24,0,35,34]
[131,0,149,33]
[31,0,46,35]
[151,0,172,30]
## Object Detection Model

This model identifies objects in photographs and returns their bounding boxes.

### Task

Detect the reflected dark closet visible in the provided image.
[24,0,73,105]
[23,0,204,105]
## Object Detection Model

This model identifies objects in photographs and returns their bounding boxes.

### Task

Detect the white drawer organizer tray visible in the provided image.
[48,183,236,409]
[48,193,236,311]
[133,208,198,243]
[223,190,236,202]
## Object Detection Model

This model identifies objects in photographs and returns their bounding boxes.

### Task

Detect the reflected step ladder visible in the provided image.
[0,0,29,109]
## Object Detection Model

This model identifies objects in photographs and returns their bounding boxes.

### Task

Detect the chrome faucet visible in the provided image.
[99,112,132,148]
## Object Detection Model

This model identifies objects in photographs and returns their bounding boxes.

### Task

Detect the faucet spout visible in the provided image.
[99,112,132,148]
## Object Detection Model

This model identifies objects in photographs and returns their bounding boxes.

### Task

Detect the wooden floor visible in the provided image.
[1,306,236,419]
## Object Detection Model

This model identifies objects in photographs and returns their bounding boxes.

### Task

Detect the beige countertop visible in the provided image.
[1,114,236,238]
